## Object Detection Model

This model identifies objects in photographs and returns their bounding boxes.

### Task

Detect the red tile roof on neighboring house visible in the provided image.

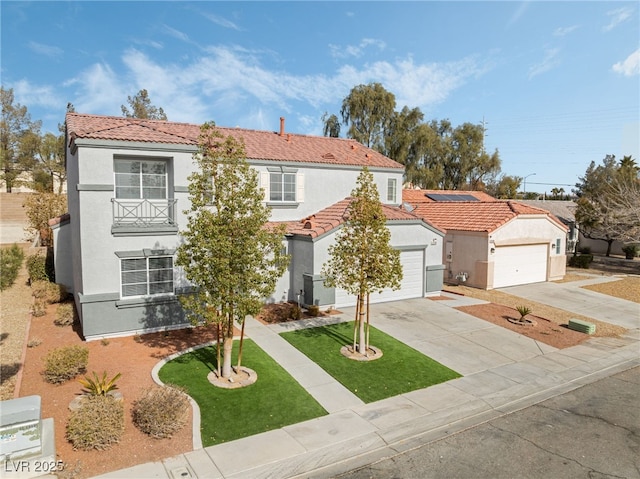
[402,189,496,203]
[66,113,403,169]
[268,197,441,239]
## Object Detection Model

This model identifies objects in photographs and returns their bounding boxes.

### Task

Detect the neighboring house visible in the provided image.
[519,200,579,253]
[54,113,444,340]
[403,190,568,289]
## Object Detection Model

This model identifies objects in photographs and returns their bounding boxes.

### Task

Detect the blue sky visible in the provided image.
[2,1,639,194]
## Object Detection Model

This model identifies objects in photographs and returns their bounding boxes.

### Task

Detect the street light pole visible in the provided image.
[523,173,536,198]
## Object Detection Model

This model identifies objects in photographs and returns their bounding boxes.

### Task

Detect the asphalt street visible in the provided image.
[335,366,640,479]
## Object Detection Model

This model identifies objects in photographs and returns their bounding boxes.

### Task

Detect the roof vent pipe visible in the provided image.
[279,117,285,136]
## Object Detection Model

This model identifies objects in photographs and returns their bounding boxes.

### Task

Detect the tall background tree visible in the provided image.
[324,83,501,190]
[574,154,639,256]
[176,123,288,379]
[1,87,42,192]
[121,89,167,120]
[321,167,402,356]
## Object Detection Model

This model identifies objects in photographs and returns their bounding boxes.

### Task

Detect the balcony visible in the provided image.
[111,198,178,236]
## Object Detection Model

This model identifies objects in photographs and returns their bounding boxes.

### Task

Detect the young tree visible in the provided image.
[121,89,167,120]
[176,123,288,379]
[321,167,402,356]
[23,192,67,246]
[574,154,637,256]
[1,87,42,192]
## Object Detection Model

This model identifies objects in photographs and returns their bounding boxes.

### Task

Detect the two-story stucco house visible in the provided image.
[53,113,444,340]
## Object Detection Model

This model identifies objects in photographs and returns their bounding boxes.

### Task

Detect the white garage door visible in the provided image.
[493,244,548,288]
[334,250,424,308]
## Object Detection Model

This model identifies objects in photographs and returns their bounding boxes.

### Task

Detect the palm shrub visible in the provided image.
[43,345,89,383]
[132,385,189,438]
[0,244,24,290]
[66,395,124,450]
[515,305,532,321]
[78,372,121,396]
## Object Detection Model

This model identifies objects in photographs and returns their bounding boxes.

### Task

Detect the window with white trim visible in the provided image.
[269,172,296,202]
[555,238,561,254]
[115,159,167,199]
[387,178,397,202]
[121,256,174,297]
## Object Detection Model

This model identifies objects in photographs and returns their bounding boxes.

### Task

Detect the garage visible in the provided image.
[334,249,424,308]
[493,244,548,288]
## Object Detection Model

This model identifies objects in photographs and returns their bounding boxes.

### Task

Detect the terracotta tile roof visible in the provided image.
[410,200,567,233]
[402,189,496,203]
[268,197,438,239]
[66,113,403,169]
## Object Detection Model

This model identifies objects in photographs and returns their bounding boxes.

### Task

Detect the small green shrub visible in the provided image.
[289,304,302,320]
[515,305,532,320]
[26,254,51,283]
[568,254,593,268]
[32,298,47,317]
[54,301,76,326]
[66,395,124,450]
[43,345,89,384]
[132,385,189,438]
[32,280,67,303]
[622,244,639,259]
[0,244,24,290]
[307,304,320,317]
[578,246,591,254]
[78,372,121,396]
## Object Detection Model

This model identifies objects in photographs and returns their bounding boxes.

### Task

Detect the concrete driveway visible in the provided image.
[500,278,639,330]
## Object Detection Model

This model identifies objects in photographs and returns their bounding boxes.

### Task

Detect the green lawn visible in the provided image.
[280,321,461,403]
[158,339,328,446]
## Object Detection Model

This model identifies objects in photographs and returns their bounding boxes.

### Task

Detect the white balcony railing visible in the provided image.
[111,198,177,227]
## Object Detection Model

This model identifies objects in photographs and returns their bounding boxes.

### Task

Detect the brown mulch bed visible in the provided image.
[18,305,220,479]
[455,303,589,349]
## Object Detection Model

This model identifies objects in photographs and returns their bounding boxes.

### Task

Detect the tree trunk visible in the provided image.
[237,317,246,369]
[606,239,613,257]
[221,336,233,378]
[352,295,359,351]
[216,323,221,377]
[357,292,366,354]
[365,292,370,353]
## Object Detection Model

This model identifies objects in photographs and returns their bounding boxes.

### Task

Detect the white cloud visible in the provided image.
[507,1,531,28]
[200,12,241,31]
[612,49,640,77]
[603,7,634,32]
[528,48,560,79]
[329,38,386,59]
[10,79,60,109]
[553,25,579,37]
[161,24,191,43]
[64,63,124,115]
[28,41,63,59]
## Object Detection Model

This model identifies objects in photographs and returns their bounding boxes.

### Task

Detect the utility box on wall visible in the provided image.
[302,274,335,307]
[426,264,446,293]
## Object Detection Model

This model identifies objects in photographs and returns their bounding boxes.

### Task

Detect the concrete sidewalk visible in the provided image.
[94,283,639,479]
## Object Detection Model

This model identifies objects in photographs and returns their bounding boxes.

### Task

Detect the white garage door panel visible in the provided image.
[493,244,547,288]
[335,250,424,308]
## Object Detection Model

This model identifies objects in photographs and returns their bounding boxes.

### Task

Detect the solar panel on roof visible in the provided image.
[426,193,480,202]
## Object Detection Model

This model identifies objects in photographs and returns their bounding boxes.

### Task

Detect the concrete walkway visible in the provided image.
[94,280,639,479]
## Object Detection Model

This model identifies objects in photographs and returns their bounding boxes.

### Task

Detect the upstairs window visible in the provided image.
[269,172,297,202]
[115,159,167,199]
[121,256,174,298]
[387,178,397,202]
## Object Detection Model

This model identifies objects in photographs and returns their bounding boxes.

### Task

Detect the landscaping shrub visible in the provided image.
[54,301,76,326]
[66,395,124,450]
[307,304,320,317]
[0,244,24,290]
[32,298,47,317]
[78,372,121,396]
[515,305,532,320]
[622,244,639,260]
[578,246,591,254]
[568,254,593,269]
[43,345,89,384]
[289,304,302,320]
[32,280,67,303]
[132,385,189,438]
[26,253,51,283]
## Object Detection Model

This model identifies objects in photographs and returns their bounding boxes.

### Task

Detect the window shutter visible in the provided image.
[260,172,270,201]
[296,172,304,202]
